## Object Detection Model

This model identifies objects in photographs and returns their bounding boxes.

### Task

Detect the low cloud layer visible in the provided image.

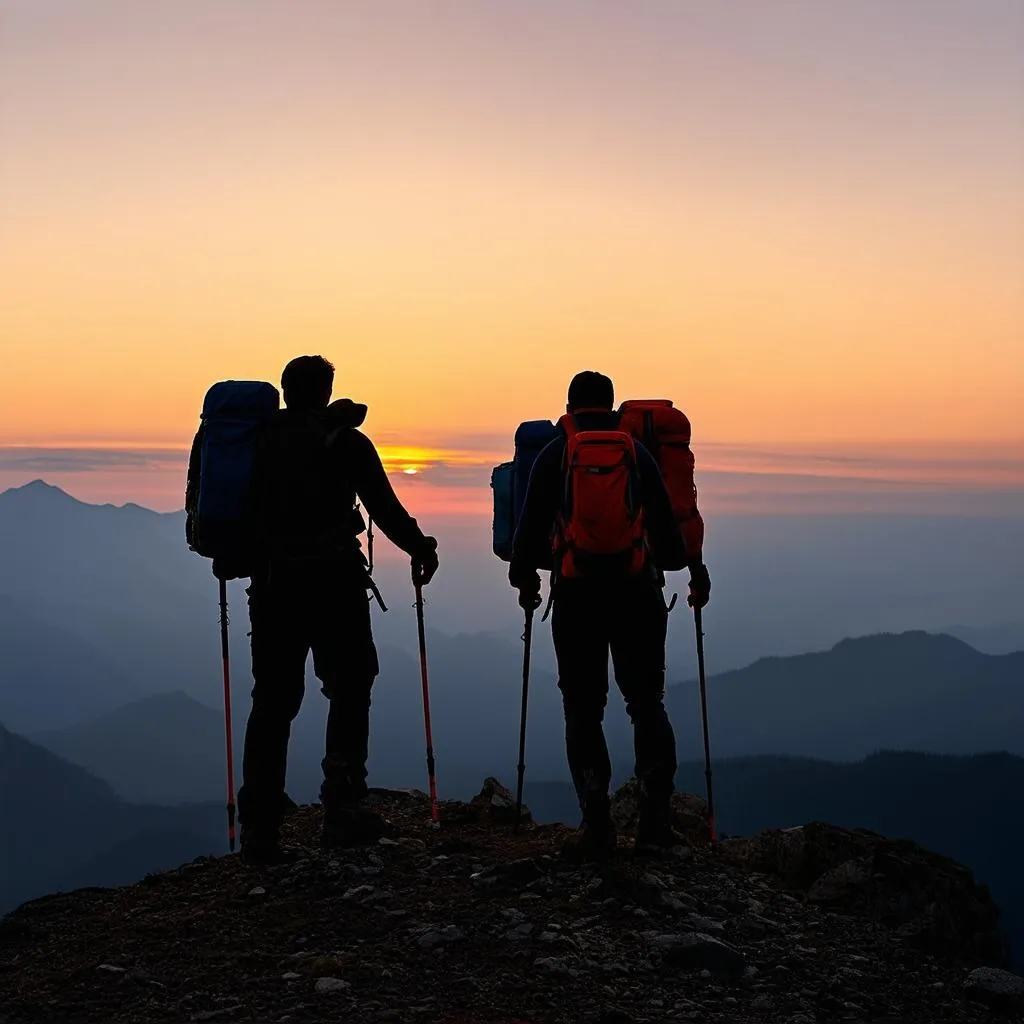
[1,440,1021,518]
[0,447,187,473]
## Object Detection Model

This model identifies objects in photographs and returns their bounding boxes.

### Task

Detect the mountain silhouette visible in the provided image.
[656,630,1024,764]
[0,594,143,732]
[943,621,1024,655]
[0,721,223,915]
[0,480,219,716]
[32,691,228,804]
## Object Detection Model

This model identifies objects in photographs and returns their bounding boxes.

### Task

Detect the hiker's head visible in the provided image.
[281,355,335,410]
[566,371,614,413]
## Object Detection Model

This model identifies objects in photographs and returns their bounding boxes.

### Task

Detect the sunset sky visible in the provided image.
[1,1,1021,514]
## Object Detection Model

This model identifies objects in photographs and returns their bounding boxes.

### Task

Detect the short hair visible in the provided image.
[281,355,335,410]
[567,370,614,412]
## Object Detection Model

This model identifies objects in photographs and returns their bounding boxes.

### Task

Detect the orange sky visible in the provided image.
[2,2,1022,480]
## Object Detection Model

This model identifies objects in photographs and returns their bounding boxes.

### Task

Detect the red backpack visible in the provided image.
[618,399,704,563]
[553,414,648,580]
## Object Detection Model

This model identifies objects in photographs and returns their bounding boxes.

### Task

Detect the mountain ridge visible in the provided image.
[0,786,1019,1023]
[0,723,224,915]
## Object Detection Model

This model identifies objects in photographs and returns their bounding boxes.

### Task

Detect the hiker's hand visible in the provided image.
[212,557,244,582]
[510,566,542,610]
[517,579,542,610]
[412,536,439,586]
[688,563,711,609]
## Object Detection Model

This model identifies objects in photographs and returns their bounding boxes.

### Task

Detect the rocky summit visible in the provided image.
[0,781,1021,1024]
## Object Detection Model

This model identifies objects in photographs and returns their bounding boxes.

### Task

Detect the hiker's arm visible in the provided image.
[638,445,689,572]
[510,442,559,581]
[346,431,431,558]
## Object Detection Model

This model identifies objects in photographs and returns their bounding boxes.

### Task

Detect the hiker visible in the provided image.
[233,355,439,864]
[508,371,711,859]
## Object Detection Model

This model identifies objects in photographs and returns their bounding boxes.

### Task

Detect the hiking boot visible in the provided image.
[634,801,685,858]
[562,794,617,863]
[321,803,392,850]
[240,829,299,867]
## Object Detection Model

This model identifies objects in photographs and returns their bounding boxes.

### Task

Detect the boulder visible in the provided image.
[650,932,746,976]
[724,822,1007,964]
[470,777,532,826]
[963,967,1024,1009]
[610,778,711,845]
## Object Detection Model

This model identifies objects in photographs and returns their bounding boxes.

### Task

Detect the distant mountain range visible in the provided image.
[4,478,1024,718]
[652,631,1024,765]
[0,722,223,916]
[22,629,1024,808]
[942,622,1024,656]
[0,594,141,732]
[32,691,229,805]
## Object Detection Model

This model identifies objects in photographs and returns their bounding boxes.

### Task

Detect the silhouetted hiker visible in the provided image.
[509,371,711,860]
[233,355,439,865]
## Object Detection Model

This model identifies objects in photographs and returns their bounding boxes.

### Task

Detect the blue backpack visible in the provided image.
[491,419,560,561]
[185,381,280,576]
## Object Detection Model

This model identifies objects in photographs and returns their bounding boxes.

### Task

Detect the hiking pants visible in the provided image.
[237,567,379,835]
[551,577,677,812]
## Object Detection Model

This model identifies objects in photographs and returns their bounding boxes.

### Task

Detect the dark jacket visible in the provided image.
[251,399,429,567]
[509,410,689,586]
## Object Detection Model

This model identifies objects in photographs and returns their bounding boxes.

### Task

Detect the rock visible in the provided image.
[653,932,746,977]
[964,966,1024,1008]
[686,915,727,936]
[609,778,711,845]
[314,977,351,994]
[190,1008,243,1022]
[365,786,428,806]
[477,858,545,884]
[724,822,1007,963]
[281,972,301,981]
[594,1011,634,1024]
[808,858,871,903]
[417,925,465,949]
[505,922,534,942]
[342,885,377,902]
[456,777,532,826]
[309,954,349,976]
[247,886,267,898]
[96,964,127,974]
[534,956,573,975]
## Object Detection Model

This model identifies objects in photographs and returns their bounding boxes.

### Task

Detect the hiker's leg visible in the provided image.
[312,574,380,808]
[238,583,308,836]
[610,579,676,801]
[552,584,612,810]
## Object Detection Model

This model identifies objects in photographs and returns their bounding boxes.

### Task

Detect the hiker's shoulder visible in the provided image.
[328,424,381,473]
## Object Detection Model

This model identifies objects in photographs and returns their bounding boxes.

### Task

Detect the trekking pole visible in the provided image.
[514,605,535,832]
[218,578,238,852]
[413,577,441,827]
[693,605,717,841]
